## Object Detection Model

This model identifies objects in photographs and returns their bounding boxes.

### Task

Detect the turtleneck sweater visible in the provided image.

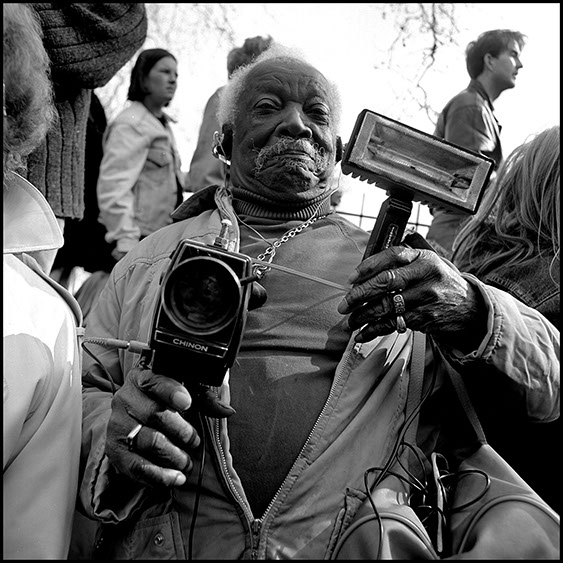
[230,184,332,220]
[226,188,370,517]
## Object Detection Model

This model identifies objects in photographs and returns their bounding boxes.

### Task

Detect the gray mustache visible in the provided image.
[254,137,328,173]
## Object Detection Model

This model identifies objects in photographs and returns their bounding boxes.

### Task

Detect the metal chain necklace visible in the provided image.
[237,211,330,280]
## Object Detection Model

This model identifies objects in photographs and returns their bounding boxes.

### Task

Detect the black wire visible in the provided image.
[441,469,491,512]
[363,461,432,560]
[187,411,206,560]
[370,356,438,491]
[395,441,429,494]
[363,470,384,560]
[361,346,439,557]
[364,467,428,497]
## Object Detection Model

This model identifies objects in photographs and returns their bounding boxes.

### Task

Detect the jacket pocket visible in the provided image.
[325,487,367,558]
[102,512,186,560]
[146,145,172,167]
[134,143,177,234]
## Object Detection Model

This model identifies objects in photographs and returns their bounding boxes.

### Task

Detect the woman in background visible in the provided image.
[452,125,560,513]
[97,48,185,263]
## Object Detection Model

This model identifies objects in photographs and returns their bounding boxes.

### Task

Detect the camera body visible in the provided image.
[148,239,253,387]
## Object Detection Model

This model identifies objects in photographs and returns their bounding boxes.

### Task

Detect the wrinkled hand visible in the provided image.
[105,366,235,488]
[337,246,487,351]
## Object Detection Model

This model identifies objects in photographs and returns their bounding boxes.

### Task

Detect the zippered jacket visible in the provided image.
[77,186,559,559]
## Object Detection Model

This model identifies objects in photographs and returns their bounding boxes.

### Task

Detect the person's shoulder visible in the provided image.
[441,86,482,112]
[211,86,225,99]
[112,101,145,121]
[202,87,224,113]
[109,102,156,132]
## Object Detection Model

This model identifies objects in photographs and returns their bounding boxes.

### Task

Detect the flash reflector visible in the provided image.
[341,109,494,214]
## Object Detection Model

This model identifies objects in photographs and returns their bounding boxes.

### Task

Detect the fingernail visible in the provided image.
[217,400,236,415]
[337,299,349,314]
[173,390,192,413]
[347,270,359,284]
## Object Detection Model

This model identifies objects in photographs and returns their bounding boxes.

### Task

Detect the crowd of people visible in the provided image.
[3,3,560,560]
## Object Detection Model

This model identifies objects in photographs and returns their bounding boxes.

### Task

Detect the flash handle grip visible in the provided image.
[363,194,413,259]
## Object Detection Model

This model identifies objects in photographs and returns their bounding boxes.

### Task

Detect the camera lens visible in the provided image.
[162,256,242,335]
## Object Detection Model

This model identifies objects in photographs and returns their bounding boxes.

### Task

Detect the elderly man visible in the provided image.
[76,45,559,559]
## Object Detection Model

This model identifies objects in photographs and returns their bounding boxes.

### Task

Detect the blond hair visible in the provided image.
[452,126,560,282]
[3,3,55,174]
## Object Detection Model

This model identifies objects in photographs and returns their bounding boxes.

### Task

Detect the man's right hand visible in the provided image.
[104,366,233,487]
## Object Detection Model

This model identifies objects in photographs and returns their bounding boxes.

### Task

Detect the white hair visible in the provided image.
[216,43,342,133]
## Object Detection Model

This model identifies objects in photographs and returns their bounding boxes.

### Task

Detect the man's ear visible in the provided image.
[483,52,495,72]
[212,125,233,163]
[335,136,343,163]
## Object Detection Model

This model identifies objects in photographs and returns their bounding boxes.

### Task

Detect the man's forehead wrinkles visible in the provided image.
[252,74,330,101]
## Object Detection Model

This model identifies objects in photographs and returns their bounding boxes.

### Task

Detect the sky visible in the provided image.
[222,3,560,231]
[221,3,559,154]
[98,3,560,232]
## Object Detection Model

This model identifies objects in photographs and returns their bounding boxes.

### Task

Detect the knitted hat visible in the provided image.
[128,48,176,101]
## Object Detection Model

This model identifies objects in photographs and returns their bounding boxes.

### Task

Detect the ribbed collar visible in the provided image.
[230,185,332,221]
[171,184,333,223]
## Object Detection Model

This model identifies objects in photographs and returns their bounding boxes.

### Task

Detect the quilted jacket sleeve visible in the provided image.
[444,274,560,422]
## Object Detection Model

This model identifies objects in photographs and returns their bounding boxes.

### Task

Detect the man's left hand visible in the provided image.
[337,246,487,351]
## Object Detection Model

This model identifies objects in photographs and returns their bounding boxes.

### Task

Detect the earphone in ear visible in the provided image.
[211,126,233,164]
[221,126,233,160]
[335,136,343,163]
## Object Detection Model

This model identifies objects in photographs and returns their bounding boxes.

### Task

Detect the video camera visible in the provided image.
[146,232,255,388]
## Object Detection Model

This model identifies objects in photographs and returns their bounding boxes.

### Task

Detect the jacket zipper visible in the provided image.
[212,339,360,559]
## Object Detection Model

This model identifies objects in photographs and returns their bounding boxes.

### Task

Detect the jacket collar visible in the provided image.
[130,100,177,124]
[171,184,222,222]
[468,79,495,112]
[3,171,63,272]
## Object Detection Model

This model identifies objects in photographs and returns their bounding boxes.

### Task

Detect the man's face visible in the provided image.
[229,58,339,205]
[490,40,523,91]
